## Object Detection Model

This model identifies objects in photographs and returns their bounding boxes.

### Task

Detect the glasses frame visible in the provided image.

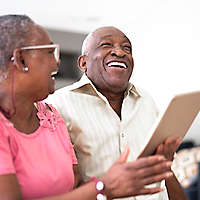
[11,44,60,63]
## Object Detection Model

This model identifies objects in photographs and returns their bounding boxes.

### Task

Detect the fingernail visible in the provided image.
[158,156,165,161]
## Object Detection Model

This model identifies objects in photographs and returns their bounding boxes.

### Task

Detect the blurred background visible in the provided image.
[1,0,200,144]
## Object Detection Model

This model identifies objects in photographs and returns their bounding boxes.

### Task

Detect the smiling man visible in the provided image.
[46,26,187,200]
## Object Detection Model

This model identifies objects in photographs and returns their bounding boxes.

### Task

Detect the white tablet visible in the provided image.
[138,91,200,157]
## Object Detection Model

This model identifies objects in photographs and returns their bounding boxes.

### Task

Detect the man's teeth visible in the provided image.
[107,62,127,68]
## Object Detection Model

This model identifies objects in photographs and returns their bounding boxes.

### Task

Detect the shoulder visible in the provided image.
[131,84,158,112]
[131,84,155,101]
[46,84,77,102]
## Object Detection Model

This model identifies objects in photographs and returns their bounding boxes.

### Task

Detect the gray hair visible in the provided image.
[81,26,132,56]
[81,31,93,56]
[0,15,35,69]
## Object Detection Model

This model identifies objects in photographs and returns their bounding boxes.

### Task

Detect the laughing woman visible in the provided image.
[0,15,173,200]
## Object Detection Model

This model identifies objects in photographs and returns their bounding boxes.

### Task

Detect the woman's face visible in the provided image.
[19,25,59,101]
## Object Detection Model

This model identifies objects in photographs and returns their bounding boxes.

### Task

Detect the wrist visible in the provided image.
[89,176,107,200]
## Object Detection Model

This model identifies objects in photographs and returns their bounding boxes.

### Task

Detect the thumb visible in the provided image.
[117,145,130,164]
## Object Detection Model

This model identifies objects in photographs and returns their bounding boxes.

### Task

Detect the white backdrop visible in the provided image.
[1,0,200,143]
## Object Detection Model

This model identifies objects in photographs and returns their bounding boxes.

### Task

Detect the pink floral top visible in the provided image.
[0,101,77,200]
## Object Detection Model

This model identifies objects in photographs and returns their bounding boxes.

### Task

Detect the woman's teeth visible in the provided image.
[51,71,58,79]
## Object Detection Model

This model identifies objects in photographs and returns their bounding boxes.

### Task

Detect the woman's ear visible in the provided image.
[11,49,25,72]
[77,55,87,73]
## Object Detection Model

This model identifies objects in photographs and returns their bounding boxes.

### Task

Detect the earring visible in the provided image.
[23,66,29,72]
[11,57,14,62]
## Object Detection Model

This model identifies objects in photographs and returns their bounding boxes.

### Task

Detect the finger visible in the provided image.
[141,171,173,186]
[164,137,182,156]
[156,144,164,154]
[136,186,164,196]
[164,136,179,145]
[128,155,166,169]
[137,161,172,178]
[175,137,182,148]
[117,146,130,164]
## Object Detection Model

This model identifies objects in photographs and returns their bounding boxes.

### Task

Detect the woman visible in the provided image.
[0,15,172,200]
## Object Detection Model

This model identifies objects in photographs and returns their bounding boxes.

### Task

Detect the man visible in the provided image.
[46,26,187,200]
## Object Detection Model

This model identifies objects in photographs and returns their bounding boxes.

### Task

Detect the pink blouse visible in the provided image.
[0,102,77,199]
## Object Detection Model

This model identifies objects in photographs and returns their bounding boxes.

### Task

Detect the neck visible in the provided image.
[1,94,39,134]
[0,84,15,119]
[98,88,125,119]
[0,73,40,134]
[0,88,37,124]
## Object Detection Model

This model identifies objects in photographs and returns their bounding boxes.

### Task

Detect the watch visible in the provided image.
[90,176,107,200]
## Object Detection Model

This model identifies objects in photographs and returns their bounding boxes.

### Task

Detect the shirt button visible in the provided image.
[121,133,124,137]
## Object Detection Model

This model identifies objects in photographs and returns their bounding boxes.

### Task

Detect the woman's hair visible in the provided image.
[0,15,35,69]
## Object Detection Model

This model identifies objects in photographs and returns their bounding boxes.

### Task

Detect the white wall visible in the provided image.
[1,0,200,144]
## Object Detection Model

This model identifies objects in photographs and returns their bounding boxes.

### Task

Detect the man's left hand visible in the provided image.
[155,136,182,161]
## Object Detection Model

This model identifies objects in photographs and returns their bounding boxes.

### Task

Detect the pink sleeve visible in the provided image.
[0,123,15,175]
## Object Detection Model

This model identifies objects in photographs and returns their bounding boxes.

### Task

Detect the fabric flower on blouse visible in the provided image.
[37,103,64,132]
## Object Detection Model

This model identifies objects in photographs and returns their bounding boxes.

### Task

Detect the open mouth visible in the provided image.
[107,61,127,69]
[51,71,58,80]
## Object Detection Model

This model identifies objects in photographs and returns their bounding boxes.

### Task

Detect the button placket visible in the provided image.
[119,122,128,154]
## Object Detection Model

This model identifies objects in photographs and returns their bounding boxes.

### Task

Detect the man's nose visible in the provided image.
[111,46,125,57]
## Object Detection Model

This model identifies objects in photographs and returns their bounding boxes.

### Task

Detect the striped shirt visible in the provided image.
[46,74,169,200]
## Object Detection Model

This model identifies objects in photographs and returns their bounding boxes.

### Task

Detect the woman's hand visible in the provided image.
[101,147,173,199]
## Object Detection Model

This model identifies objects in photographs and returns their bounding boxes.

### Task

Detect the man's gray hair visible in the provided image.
[81,26,131,56]
[0,15,35,69]
[81,31,93,56]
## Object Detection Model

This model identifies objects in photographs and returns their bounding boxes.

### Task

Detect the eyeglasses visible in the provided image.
[11,44,60,64]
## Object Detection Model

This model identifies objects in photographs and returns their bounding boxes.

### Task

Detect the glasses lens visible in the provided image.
[54,47,59,63]
[20,44,60,64]
[53,46,60,64]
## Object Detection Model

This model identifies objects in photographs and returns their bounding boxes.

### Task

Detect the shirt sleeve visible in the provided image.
[0,123,15,175]
[61,123,78,165]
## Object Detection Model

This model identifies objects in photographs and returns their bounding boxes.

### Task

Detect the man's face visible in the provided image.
[84,27,134,93]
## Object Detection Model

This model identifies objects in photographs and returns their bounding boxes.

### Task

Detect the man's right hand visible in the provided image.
[101,147,172,199]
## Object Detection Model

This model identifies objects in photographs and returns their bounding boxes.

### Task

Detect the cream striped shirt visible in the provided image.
[46,74,169,200]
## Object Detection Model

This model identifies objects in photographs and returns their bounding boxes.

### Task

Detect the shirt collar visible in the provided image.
[126,82,141,97]
[70,73,141,98]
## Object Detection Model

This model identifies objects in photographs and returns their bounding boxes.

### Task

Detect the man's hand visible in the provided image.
[101,147,173,199]
[155,136,182,161]
[155,137,188,200]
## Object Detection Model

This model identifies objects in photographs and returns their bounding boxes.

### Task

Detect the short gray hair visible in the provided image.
[81,31,94,56]
[81,26,131,56]
[0,15,35,69]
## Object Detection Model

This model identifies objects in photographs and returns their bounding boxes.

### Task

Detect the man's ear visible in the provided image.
[11,49,25,72]
[77,55,87,73]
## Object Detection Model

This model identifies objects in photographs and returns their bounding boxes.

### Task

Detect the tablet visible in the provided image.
[138,91,200,158]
